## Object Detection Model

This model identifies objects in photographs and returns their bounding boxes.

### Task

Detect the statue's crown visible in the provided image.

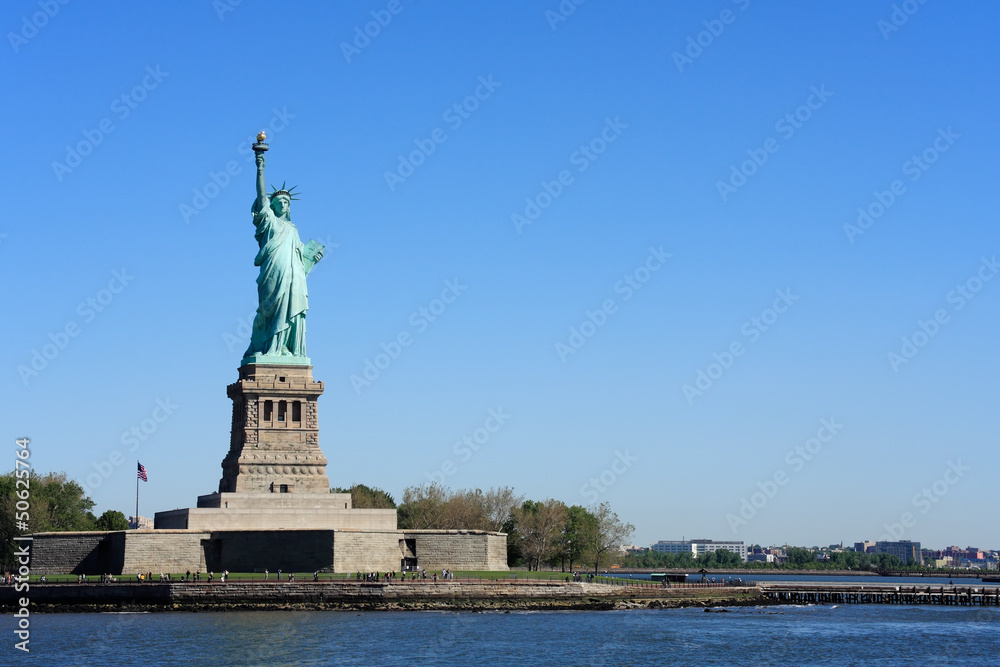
[269,181,301,201]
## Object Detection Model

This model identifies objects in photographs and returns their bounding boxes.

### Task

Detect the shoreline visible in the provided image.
[15,596,775,614]
[0,580,770,614]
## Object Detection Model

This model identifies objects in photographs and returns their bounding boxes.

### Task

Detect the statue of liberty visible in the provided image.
[242,133,324,364]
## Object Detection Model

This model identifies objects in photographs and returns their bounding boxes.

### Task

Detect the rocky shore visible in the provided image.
[1,580,772,613]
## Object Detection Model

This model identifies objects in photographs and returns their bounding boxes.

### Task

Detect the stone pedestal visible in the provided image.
[218,363,329,494]
[155,361,399,533]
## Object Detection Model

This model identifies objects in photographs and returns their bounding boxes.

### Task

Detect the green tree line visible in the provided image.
[620,546,911,570]
[1,471,128,570]
[332,482,635,572]
[392,483,633,573]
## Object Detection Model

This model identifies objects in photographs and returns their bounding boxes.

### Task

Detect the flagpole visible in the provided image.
[135,462,139,528]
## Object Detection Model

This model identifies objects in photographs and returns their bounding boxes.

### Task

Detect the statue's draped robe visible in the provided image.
[244,199,309,358]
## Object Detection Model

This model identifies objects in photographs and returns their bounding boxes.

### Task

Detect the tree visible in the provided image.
[95,510,130,531]
[698,551,720,568]
[620,549,697,569]
[671,551,696,568]
[397,483,449,529]
[785,546,815,568]
[0,472,97,570]
[331,483,396,509]
[503,513,524,568]
[585,502,634,574]
[700,549,741,568]
[513,499,567,571]
[442,488,490,530]
[481,486,522,532]
[397,485,522,532]
[558,505,597,571]
[874,553,902,571]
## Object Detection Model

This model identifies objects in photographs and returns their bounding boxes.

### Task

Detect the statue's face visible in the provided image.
[271,195,290,217]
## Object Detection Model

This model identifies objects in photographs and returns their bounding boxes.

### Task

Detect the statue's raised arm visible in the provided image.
[254,132,268,214]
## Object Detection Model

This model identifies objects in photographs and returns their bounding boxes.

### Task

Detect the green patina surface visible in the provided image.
[241,143,324,367]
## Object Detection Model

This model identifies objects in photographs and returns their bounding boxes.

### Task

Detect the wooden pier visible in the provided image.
[760,583,1000,607]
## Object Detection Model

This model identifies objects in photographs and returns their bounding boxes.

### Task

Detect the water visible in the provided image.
[9,605,1000,665]
[607,572,982,586]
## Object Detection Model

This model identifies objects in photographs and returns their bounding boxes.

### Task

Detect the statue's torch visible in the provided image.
[252,131,268,153]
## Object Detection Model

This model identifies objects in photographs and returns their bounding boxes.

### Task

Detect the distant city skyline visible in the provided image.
[641,538,998,569]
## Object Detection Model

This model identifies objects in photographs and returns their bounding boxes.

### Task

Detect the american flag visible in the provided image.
[137,462,148,482]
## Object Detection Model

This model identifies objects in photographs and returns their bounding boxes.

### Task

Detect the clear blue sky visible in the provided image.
[4,1,998,550]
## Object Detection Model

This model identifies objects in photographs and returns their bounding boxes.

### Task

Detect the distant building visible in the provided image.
[748,553,776,564]
[766,548,787,565]
[128,515,153,529]
[938,545,988,561]
[651,539,747,562]
[875,540,922,565]
[651,540,697,556]
[691,540,747,561]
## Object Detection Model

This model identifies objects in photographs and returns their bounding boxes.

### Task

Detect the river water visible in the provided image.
[10,605,1000,665]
